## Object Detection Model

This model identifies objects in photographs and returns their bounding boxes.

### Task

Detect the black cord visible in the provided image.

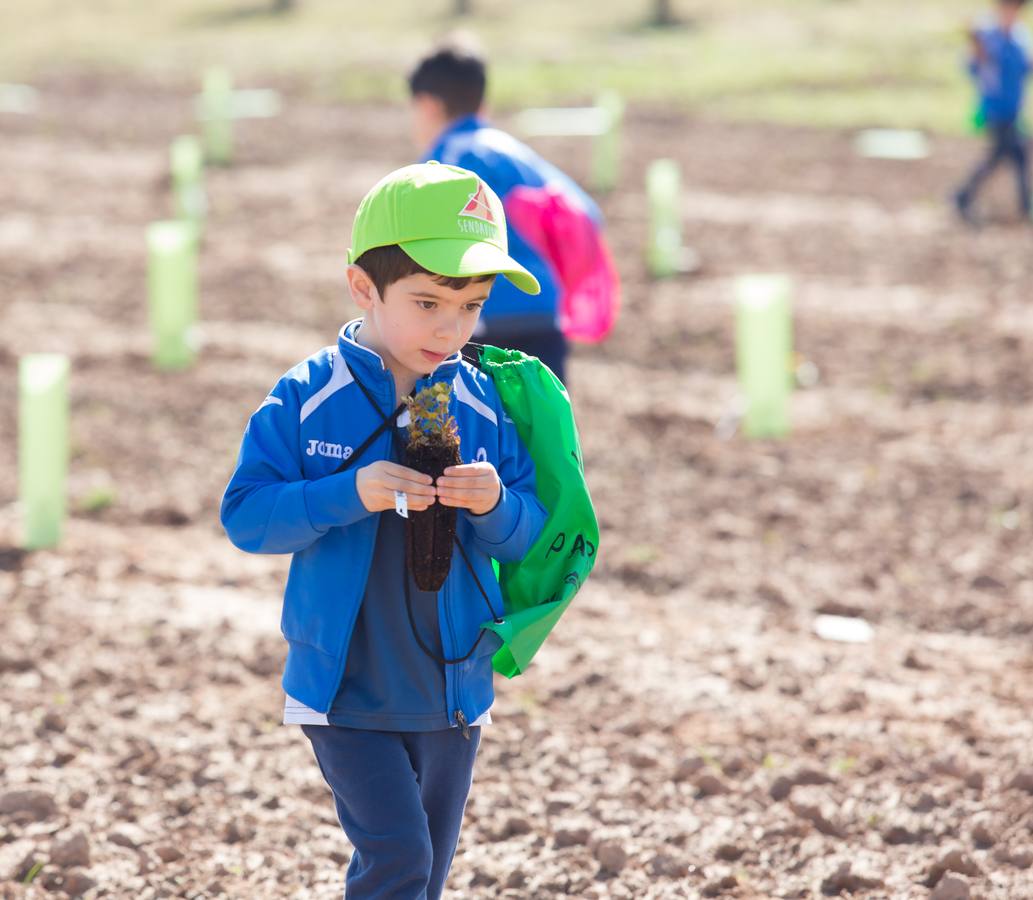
[332,410,405,475]
[403,575,489,665]
[454,538,503,624]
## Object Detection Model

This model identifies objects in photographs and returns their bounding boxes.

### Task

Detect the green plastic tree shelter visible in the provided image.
[19,354,69,549]
[147,220,199,370]
[475,346,599,678]
[195,68,283,166]
[735,275,793,439]
[199,68,234,165]
[170,135,207,224]
[646,159,683,277]
[591,91,624,193]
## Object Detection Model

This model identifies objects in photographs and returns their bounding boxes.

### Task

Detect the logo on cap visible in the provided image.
[459,183,496,224]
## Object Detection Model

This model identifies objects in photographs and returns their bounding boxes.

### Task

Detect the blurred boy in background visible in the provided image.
[409,41,619,383]
[954,0,1032,225]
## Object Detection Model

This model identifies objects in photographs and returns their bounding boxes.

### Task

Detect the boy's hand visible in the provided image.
[356,461,436,513]
[436,463,501,516]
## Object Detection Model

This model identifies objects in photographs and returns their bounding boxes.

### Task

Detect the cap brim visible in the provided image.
[399,238,541,295]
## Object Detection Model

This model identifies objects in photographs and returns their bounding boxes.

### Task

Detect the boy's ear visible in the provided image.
[411,93,450,148]
[412,92,447,122]
[346,265,380,310]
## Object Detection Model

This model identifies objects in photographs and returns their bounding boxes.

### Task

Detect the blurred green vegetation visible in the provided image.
[0,0,989,132]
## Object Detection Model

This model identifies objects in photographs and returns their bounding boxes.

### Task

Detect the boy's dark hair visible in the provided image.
[408,45,486,118]
[354,245,493,298]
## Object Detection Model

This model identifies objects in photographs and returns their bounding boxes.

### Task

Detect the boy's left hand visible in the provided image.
[436,462,501,516]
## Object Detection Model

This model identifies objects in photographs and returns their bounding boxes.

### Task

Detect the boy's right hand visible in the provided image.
[356,461,436,513]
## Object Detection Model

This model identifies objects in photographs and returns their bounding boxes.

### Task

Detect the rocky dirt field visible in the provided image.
[3,74,1033,899]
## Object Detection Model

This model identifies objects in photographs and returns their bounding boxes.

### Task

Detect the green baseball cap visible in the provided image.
[347,161,540,295]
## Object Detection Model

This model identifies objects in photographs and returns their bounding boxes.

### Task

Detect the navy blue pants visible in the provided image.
[302,724,481,900]
[957,121,1032,217]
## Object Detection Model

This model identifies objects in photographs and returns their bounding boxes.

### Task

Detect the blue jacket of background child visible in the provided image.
[970,21,1031,124]
[220,320,547,727]
[423,115,602,334]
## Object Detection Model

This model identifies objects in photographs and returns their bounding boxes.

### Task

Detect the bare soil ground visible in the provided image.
[3,74,1033,899]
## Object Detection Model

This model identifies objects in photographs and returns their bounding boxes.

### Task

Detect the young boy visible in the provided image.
[409,42,618,383]
[954,0,1032,225]
[220,162,547,899]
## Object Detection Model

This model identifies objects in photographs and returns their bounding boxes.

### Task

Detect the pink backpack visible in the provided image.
[505,184,620,344]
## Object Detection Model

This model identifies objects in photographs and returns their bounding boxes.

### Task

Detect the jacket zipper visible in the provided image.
[455,709,470,740]
[442,576,469,739]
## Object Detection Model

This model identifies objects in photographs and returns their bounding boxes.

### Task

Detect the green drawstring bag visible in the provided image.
[474,345,599,678]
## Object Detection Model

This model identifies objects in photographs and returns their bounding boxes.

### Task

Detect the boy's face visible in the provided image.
[348,268,492,381]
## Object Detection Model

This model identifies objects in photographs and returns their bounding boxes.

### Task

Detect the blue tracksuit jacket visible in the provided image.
[970,22,1031,124]
[220,320,546,728]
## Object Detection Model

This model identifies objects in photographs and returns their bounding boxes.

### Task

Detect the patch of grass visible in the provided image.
[992,508,1021,531]
[695,745,721,771]
[78,486,117,514]
[622,543,661,565]
[832,755,859,774]
[22,861,44,885]
[516,690,542,714]
[0,0,988,132]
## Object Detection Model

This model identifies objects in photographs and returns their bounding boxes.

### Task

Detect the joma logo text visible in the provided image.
[306,440,353,460]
